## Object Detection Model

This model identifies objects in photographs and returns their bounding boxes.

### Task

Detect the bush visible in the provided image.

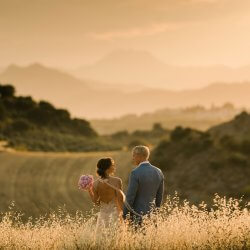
[227,153,248,167]
[111,130,129,140]
[242,185,250,197]
[0,102,6,120]
[182,136,212,157]
[151,140,176,171]
[240,140,250,155]
[220,136,239,151]
[10,119,33,132]
[170,126,191,142]
[14,96,36,112]
[71,118,98,137]
[209,160,222,170]
[0,84,15,98]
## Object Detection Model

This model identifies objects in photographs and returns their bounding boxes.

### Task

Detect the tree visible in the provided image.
[170,126,191,142]
[11,119,33,132]
[112,130,129,140]
[0,84,15,98]
[0,102,6,120]
[222,102,234,110]
[71,118,98,137]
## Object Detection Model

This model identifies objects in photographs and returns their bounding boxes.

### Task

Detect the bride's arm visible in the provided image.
[88,182,100,205]
[116,178,124,212]
[118,178,123,190]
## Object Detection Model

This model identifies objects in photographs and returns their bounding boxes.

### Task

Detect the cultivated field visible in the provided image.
[0,150,132,219]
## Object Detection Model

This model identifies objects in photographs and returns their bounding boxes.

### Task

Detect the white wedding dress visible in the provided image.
[95,197,120,237]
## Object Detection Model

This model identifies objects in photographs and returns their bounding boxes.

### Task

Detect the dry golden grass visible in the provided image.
[0,195,249,250]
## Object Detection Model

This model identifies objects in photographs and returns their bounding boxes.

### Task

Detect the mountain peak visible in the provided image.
[27,62,46,70]
[3,63,49,74]
[5,63,21,72]
[96,49,166,67]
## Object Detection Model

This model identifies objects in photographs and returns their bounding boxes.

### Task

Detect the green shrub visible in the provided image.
[10,119,33,132]
[0,102,6,120]
[111,130,129,140]
[241,185,250,197]
[227,153,248,167]
[209,160,222,170]
[0,84,15,98]
[170,126,191,142]
[240,140,250,155]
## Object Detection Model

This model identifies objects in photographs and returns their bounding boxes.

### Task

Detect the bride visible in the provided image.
[87,157,124,234]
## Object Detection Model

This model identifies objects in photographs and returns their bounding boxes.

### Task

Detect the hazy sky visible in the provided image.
[1,0,250,68]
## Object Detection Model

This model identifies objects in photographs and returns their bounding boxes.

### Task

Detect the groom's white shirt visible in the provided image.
[138,161,149,167]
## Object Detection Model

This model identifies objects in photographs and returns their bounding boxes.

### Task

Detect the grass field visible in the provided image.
[1,151,250,249]
[0,195,249,249]
[0,150,132,219]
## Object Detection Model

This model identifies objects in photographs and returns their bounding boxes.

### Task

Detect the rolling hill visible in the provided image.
[1,63,250,119]
[0,84,119,152]
[209,111,250,141]
[151,112,250,205]
[1,113,250,220]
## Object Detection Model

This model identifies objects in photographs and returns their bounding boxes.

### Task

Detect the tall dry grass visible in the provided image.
[0,194,249,249]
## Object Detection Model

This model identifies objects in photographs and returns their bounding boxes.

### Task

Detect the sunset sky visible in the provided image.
[0,0,250,68]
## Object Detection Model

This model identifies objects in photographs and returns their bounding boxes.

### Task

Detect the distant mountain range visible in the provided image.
[1,63,250,119]
[91,105,245,135]
[73,49,250,90]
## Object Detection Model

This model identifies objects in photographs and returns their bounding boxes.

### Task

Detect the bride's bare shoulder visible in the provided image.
[110,176,122,182]
[109,176,122,189]
[93,179,99,189]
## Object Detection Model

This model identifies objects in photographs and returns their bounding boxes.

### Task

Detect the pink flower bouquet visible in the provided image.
[78,175,94,191]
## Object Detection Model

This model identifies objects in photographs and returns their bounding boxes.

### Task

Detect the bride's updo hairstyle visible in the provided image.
[97,157,114,179]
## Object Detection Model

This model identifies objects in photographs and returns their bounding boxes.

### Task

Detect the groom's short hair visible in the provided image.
[132,145,150,159]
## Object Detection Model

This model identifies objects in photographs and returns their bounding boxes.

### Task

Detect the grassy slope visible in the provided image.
[0,151,132,219]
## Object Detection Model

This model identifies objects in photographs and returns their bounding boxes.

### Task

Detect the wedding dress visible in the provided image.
[95,180,121,237]
[94,179,141,237]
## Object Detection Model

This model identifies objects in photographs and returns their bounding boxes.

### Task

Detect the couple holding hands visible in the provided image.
[80,145,165,233]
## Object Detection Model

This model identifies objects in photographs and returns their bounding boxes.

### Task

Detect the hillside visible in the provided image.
[74,49,250,89]
[1,63,250,119]
[1,113,250,219]
[0,84,118,152]
[209,111,250,141]
[151,112,250,205]
[0,63,95,108]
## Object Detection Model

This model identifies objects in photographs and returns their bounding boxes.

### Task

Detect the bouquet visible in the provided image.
[78,175,94,191]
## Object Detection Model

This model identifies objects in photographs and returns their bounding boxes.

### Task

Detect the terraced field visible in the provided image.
[0,150,132,219]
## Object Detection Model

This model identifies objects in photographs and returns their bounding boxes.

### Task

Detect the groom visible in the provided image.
[123,145,165,224]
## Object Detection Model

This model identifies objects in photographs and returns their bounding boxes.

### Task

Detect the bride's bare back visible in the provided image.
[94,176,122,204]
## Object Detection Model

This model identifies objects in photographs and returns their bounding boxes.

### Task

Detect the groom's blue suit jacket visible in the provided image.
[123,162,164,218]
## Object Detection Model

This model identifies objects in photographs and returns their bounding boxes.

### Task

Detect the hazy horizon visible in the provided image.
[1,0,250,72]
[1,0,250,118]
